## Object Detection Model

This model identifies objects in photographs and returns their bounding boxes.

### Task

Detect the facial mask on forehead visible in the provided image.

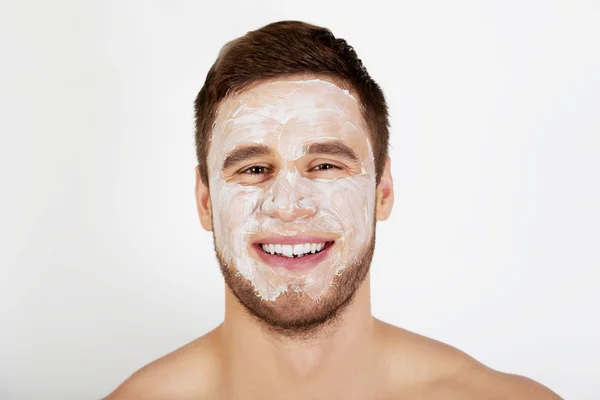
[207,78,377,301]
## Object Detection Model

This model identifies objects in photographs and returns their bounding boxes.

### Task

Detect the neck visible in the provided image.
[219,274,378,398]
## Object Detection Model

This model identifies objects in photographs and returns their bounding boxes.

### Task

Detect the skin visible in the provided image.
[103,75,563,400]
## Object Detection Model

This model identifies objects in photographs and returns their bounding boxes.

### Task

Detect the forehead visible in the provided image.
[209,78,372,161]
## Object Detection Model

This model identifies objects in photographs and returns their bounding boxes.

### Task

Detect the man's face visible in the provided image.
[205,78,378,332]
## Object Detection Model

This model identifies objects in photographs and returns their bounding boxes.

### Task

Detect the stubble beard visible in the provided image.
[213,217,377,340]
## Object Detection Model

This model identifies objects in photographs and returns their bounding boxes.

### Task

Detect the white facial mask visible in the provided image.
[207,78,377,301]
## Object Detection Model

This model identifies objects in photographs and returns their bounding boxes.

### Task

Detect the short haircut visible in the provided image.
[194,20,390,186]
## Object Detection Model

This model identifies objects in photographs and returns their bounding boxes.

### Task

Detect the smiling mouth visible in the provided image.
[257,241,335,258]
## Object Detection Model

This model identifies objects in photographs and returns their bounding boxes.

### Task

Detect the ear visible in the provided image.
[375,157,394,221]
[195,165,213,231]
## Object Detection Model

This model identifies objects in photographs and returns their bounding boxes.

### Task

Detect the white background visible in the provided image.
[1,0,598,399]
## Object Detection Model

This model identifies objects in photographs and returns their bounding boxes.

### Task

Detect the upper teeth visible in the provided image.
[260,242,327,257]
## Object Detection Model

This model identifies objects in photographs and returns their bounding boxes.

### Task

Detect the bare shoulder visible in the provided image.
[375,320,562,399]
[450,362,563,399]
[102,327,223,400]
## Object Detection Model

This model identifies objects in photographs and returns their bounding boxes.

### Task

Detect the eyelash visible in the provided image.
[243,166,270,175]
[241,163,339,175]
[311,163,339,171]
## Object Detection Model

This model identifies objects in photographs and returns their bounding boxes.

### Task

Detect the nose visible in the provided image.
[261,172,316,222]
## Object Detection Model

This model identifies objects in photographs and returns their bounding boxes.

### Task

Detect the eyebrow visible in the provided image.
[305,141,359,163]
[222,144,274,170]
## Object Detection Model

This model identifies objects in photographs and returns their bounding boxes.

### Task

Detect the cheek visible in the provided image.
[211,181,264,250]
[313,175,376,240]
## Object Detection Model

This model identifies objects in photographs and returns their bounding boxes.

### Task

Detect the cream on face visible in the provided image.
[207,78,377,301]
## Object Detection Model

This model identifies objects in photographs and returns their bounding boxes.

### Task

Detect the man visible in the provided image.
[105,21,561,399]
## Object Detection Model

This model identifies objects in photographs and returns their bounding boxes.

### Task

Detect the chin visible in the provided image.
[244,284,357,337]
[218,257,373,338]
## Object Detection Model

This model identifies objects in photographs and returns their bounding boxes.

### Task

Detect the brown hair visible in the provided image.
[194,20,389,186]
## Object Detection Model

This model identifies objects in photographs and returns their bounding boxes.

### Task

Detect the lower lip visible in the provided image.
[252,242,334,271]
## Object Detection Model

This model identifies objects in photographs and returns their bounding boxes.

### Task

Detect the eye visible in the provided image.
[311,163,340,171]
[242,165,270,175]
